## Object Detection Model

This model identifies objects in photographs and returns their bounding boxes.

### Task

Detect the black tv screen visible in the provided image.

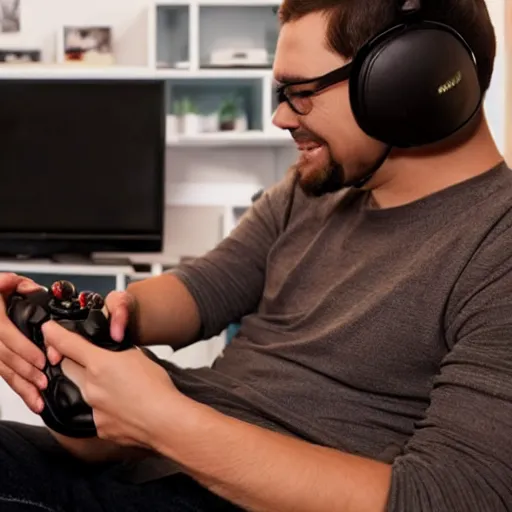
[0,78,165,258]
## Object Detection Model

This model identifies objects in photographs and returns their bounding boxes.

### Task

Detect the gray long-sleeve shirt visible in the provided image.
[162,161,512,510]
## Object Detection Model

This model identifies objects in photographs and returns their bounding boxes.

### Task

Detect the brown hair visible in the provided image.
[278,0,496,93]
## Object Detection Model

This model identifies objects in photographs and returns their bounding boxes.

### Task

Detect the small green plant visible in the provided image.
[171,99,183,116]
[181,97,198,115]
[219,96,240,130]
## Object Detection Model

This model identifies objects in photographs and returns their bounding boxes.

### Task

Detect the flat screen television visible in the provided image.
[0,78,166,259]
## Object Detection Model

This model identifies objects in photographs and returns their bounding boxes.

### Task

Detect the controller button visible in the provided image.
[51,281,76,301]
[87,293,104,310]
[78,291,93,309]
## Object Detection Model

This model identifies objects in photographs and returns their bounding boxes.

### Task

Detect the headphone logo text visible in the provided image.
[438,71,462,95]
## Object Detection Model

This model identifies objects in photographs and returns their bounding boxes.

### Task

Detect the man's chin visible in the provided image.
[298,164,346,197]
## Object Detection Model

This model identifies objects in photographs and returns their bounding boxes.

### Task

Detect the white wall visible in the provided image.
[0,0,150,65]
[484,0,507,153]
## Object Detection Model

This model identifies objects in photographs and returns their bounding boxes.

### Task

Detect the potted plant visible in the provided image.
[166,99,183,135]
[181,97,200,135]
[218,96,240,131]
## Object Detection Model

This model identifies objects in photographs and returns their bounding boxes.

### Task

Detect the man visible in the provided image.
[0,0,510,510]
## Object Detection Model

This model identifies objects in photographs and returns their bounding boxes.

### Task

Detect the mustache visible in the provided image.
[290,129,325,145]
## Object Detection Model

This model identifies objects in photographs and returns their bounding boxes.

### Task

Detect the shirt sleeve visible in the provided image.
[387,216,512,511]
[170,170,298,340]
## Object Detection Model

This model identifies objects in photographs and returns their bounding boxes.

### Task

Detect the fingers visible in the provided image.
[42,321,97,367]
[0,338,46,387]
[0,318,46,370]
[105,291,133,342]
[0,359,44,414]
[0,273,52,416]
[0,273,41,297]
[0,272,24,293]
[16,279,45,294]
[0,273,45,323]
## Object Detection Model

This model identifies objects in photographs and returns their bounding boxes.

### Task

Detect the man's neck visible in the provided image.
[367,117,504,209]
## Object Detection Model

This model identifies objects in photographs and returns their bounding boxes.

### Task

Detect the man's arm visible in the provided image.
[151,397,392,512]
[145,219,512,511]
[127,172,296,349]
[125,273,202,351]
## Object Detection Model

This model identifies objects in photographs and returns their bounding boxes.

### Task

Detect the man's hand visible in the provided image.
[0,273,50,414]
[42,320,184,449]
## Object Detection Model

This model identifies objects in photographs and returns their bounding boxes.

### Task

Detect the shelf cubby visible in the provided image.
[155,4,191,69]
[165,77,264,136]
[150,0,288,146]
[198,5,279,70]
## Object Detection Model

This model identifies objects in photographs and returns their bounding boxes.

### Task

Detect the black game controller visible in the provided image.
[6,280,135,438]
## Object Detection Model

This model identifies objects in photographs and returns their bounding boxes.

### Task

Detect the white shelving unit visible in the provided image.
[0,0,290,148]
[148,0,286,147]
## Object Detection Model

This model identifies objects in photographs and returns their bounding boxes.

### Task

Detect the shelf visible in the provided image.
[0,65,274,81]
[166,129,292,147]
[155,68,273,79]
[0,65,158,80]
[198,5,278,70]
[166,182,265,206]
[0,260,134,275]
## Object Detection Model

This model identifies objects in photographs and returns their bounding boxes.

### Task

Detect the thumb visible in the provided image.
[105,291,133,342]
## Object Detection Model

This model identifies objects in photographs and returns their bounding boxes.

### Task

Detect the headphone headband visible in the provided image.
[400,0,421,13]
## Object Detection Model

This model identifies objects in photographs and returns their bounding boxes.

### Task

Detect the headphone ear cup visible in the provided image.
[349,21,482,148]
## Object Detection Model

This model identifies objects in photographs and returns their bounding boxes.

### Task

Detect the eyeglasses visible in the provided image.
[275,62,353,115]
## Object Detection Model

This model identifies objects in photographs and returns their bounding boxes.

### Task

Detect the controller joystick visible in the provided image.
[47,280,84,319]
[78,291,104,310]
[51,280,77,301]
[6,280,137,438]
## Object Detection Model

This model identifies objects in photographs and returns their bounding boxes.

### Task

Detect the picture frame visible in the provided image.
[56,26,115,65]
[0,0,20,33]
[0,49,40,64]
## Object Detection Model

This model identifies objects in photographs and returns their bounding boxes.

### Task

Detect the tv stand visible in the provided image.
[50,253,137,267]
[50,253,94,265]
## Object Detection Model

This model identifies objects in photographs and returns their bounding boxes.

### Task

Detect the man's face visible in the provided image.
[272,12,385,196]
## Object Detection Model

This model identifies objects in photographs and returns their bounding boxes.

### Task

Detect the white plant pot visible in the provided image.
[201,113,219,133]
[235,115,248,132]
[166,114,181,135]
[183,113,200,135]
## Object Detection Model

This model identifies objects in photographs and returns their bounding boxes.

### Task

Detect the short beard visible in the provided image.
[299,161,346,197]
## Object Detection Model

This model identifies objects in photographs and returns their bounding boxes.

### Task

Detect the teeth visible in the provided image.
[296,142,322,151]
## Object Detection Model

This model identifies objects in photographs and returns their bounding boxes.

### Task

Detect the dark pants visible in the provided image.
[0,420,241,511]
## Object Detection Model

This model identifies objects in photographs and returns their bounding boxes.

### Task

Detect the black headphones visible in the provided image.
[348,0,482,149]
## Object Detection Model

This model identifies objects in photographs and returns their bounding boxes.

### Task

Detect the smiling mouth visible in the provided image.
[296,141,323,150]
[295,140,325,159]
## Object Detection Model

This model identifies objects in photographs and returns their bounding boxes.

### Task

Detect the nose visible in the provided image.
[272,102,300,131]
